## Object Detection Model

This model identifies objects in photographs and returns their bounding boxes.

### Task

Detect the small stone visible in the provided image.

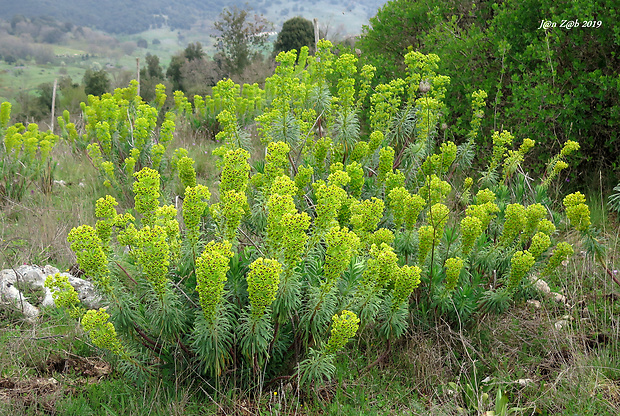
[527,300,542,309]
[554,293,567,303]
[516,378,535,387]
[555,320,569,330]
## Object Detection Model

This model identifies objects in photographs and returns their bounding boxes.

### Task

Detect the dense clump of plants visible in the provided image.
[0,101,59,203]
[41,42,592,394]
[358,0,620,179]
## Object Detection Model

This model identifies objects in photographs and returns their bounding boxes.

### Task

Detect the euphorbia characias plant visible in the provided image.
[57,46,589,393]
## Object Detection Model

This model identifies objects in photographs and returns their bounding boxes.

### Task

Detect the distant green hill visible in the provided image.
[0,0,247,34]
[1,0,385,35]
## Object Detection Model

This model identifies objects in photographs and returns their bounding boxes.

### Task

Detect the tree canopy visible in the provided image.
[273,16,315,57]
[212,6,272,76]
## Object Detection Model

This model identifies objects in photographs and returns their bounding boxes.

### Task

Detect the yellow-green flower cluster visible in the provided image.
[506,250,535,294]
[136,225,170,298]
[95,195,119,248]
[265,141,290,181]
[561,140,580,156]
[173,90,192,115]
[488,130,514,172]
[363,243,398,289]
[542,242,574,276]
[427,203,450,233]
[87,143,104,169]
[124,156,137,176]
[524,203,547,237]
[444,257,464,291]
[327,168,351,188]
[221,190,248,241]
[369,228,395,248]
[460,177,474,204]
[313,136,332,169]
[44,273,83,318]
[460,215,483,257]
[133,167,161,226]
[357,64,376,106]
[101,161,117,188]
[563,192,591,231]
[0,101,10,130]
[419,203,449,262]
[159,118,175,149]
[67,225,111,292]
[313,181,348,232]
[333,53,358,109]
[196,240,234,322]
[325,310,360,354]
[346,162,364,198]
[503,138,535,179]
[266,180,298,255]
[388,187,425,230]
[529,232,551,259]
[155,84,167,111]
[419,175,451,205]
[177,156,197,189]
[368,131,384,155]
[369,79,406,134]
[220,148,250,194]
[247,258,282,318]
[294,165,314,195]
[279,211,311,269]
[81,309,125,356]
[350,197,384,239]
[155,204,180,260]
[95,121,112,155]
[392,265,421,306]
[377,146,395,183]
[542,140,580,187]
[418,225,436,264]
[467,189,499,228]
[501,203,526,245]
[151,144,165,171]
[350,141,369,163]
[537,219,556,236]
[467,90,487,141]
[323,226,360,290]
[438,141,457,173]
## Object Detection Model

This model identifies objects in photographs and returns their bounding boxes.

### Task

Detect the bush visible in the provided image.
[358,0,620,180]
[0,102,58,202]
[60,45,587,394]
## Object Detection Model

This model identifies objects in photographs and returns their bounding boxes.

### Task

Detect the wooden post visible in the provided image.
[50,78,57,133]
[136,57,140,97]
[313,18,319,53]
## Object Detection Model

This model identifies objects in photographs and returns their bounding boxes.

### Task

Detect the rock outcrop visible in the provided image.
[0,265,101,321]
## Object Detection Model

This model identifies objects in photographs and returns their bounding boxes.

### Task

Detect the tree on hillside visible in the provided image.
[212,6,272,76]
[140,54,165,102]
[83,69,110,96]
[184,42,205,62]
[273,16,315,57]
